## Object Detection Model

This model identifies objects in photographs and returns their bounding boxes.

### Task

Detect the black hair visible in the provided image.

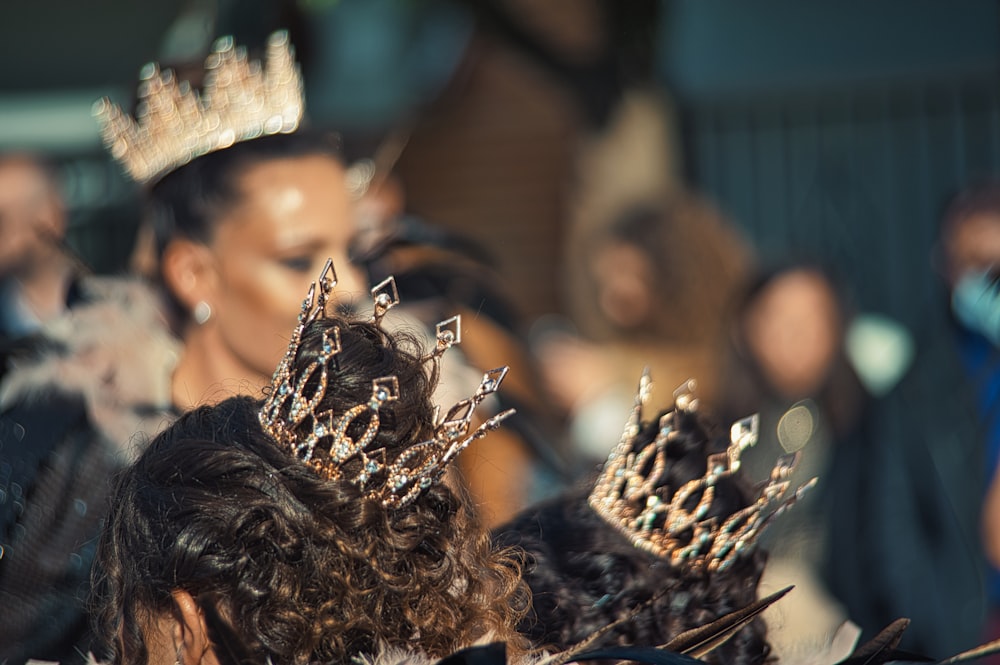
[941,179,1000,232]
[91,314,529,665]
[494,407,771,665]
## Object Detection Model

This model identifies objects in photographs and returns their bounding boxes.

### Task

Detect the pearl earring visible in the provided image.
[193,300,212,325]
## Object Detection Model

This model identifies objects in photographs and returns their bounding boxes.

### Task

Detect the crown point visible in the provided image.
[731,414,760,451]
[370,276,400,324]
[435,315,462,347]
[91,97,110,116]
[98,31,305,184]
[138,62,158,80]
[213,35,235,53]
[478,366,509,394]
[320,264,335,288]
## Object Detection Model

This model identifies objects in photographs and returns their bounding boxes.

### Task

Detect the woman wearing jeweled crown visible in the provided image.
[95,31,371,412]
[90,261,531,665]
[494,375,816,665]
[0,31,474,664]
[103,30,492,508]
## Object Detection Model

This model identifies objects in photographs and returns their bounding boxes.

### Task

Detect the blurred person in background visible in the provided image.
[715,262,858,654]
[718,259,984,657]
[938,181,1000,655]
[353,166,569,524]
[0,33,369,663]
[0,154,83,381]
[535,194,750,468]
[0,152,177,661]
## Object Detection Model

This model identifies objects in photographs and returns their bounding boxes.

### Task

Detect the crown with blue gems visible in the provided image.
[258,259,514,509]
[588,370,816,572]
[94,30,303,184]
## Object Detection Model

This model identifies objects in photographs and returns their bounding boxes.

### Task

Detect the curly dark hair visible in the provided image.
[494,406,771,665]
[91,315,530,665]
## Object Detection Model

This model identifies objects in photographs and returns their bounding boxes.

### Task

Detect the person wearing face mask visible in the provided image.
[940,181,1000,653]
[534,198,751,467]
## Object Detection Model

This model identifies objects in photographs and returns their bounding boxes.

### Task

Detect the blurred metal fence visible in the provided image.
[680,73,1000,335]
[679,74,1000,652]
[60,153,139,275]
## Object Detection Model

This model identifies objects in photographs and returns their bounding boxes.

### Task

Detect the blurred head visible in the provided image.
[92,312,528,665]
[494,405,769,665]
[590,240,656,331]
[146,132,367,381]
[585,205,663,335]
[0,153,66,279]
[579,197,749,345]
[939,182,1000,343]
[738,265,845,400]
[940,181,1000,286]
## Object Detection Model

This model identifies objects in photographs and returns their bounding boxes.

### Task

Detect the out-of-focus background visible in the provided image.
[4,0,1000,656]
[5,0,998,323]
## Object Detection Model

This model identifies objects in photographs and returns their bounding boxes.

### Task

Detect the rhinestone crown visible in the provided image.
[259,260,513,508]
[94,30,303,184]
[588,371,815,571]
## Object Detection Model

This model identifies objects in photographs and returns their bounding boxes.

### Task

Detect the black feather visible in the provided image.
[836,619,933,665]
[663,586,793,658]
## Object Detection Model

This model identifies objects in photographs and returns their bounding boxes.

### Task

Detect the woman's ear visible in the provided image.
[170,589,219,665]
[161,239,218,315]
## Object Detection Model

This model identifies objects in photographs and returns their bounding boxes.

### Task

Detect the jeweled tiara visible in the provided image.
[258,259,514,508]
[94,30,303,184]
[588,371,815,571]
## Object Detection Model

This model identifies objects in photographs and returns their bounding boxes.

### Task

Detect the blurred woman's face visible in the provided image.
[206,154,367,380]
[591,242,656,330]
[742,269,842,399]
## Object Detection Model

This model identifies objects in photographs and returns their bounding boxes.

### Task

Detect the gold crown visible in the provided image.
[588,370,815,572]
[258,259,514,509]
[94,30,303,184]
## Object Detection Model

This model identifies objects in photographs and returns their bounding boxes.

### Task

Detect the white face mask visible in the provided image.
[952,269,1000,346]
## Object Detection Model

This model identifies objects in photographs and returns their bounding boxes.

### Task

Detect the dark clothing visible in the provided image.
[821,338,986,656]
[0,276,177,664]
[0,393,117,663]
